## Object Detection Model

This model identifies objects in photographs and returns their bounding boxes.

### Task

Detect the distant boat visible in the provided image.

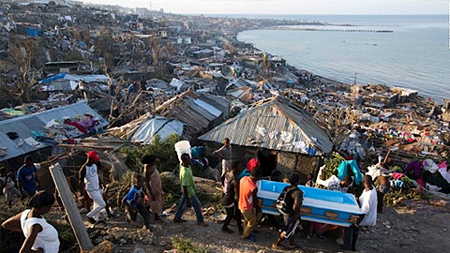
[373,44,377,46]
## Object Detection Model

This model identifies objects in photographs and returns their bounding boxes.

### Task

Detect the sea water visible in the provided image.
[233,15,449,102]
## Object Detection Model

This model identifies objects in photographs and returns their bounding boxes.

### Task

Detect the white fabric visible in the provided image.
[84,164,100,191]
[359,187,378,227]
[423,159,439,173]
[438,168,450,184]
[366,163,389,181]
[426,183,442,192]
[86,189,106,220]
[24,137,42,148]
[269,131,279,140]
[20,209,60,253]
[256,126,267,136]
[281,131,293,142]
[366,164,381,180]
[325,175,340,186]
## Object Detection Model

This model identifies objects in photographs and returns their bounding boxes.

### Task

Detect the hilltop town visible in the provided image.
[1,1,450,253]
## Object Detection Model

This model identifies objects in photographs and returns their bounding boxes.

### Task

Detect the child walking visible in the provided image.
[123,173,152,229]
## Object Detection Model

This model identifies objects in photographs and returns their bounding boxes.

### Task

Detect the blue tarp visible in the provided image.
[337,160,364,185]
[27,27,41,37]
[40,73,66,84]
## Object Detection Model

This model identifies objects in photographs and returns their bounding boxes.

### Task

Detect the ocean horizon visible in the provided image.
[227,14,449,102]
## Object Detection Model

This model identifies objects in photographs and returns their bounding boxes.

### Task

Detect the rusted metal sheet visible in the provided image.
[199,97,333,155]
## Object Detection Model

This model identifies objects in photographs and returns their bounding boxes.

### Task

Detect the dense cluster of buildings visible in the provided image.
[0,0,449,195]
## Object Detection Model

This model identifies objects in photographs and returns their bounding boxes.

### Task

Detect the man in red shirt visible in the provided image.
[239,167,262,241]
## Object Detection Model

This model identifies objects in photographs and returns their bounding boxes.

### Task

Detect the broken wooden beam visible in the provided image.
[49,163,93,252]
[58,144,118,150]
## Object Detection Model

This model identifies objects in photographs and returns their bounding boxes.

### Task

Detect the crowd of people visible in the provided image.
[0,137,381,252]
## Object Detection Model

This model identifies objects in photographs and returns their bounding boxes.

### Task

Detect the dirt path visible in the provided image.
[4,196,449,253]
[83,198,450,253]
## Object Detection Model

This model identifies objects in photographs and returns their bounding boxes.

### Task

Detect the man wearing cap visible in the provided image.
[238,158,260,180]
[79,151,107,224]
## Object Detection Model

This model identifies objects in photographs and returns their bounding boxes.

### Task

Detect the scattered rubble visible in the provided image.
[0,1,449,253]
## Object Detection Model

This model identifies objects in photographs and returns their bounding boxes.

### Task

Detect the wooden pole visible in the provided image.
[49,163,93,252]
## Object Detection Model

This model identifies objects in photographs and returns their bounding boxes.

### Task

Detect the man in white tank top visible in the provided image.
[79,151,107,223]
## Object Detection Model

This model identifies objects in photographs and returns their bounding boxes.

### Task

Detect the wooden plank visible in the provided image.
[49,163,93,252]
[58,144,118,150]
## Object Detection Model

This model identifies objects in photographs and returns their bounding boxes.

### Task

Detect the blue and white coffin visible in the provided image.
[257,180,362,227]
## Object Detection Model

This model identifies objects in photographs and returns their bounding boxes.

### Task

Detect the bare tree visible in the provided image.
[7,38,40,103]
[159,41,176,77]
[151,34,160,67]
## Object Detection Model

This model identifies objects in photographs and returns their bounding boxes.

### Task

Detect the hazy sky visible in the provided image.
[79,0,447,14]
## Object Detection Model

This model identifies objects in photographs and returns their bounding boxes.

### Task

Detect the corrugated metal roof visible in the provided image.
[199,97,333,155]
[198,93,229,114]
[155,90,230,137]
[0,102,108,162]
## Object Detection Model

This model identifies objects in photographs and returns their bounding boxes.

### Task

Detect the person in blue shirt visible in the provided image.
[122,173,152,229]
[16,156,38,197]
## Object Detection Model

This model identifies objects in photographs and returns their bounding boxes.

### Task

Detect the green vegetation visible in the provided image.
[48,220,77,253]
[0,205,25,253]
[171,236,208,253]
[197,191,223,211]
[120,134,181,173]
[160,173,181,207]
[322,153,345,180]
[384,188,431,207]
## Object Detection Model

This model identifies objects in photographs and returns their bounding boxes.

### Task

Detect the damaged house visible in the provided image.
[152,90,230,140]
[199,96,333,182]
[0,102,108,169]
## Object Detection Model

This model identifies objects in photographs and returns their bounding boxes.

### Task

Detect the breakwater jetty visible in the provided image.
[263,27,394,33]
